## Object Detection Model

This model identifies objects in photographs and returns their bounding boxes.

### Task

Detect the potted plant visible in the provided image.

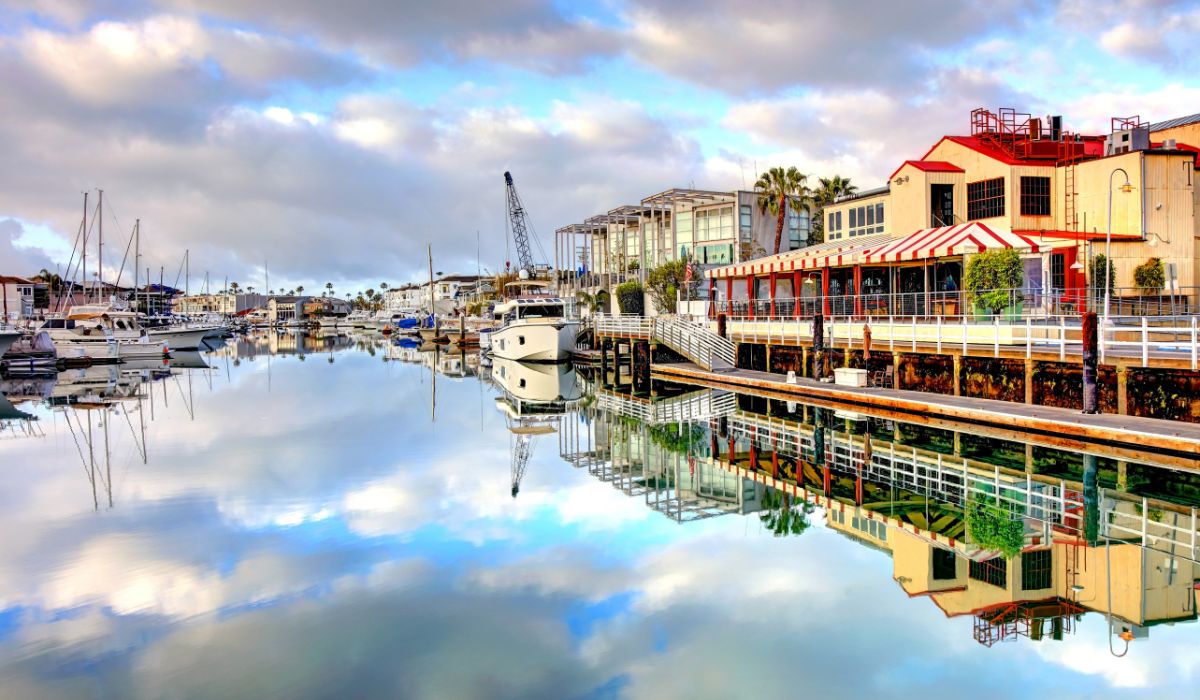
[1133,257,1165,294]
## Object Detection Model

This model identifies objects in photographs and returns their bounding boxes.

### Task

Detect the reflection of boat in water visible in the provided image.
[490,357,582,404]
[168,351,212,370]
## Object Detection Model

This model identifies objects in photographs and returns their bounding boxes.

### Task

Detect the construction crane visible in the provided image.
[507,421,557,498]
[504,171,535,278]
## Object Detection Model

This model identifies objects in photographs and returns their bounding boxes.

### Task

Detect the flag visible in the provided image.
[684,261,693,284]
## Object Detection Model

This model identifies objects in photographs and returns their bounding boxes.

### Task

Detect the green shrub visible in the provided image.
[645,259,696,314]
[964,248,1023,314]
[965,493,1025,557]
[616,280,644,315]
[1133,257,1165,291]
[1090,254,1116,293]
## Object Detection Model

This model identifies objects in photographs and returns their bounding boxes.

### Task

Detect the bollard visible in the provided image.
[1082,311,1098,414]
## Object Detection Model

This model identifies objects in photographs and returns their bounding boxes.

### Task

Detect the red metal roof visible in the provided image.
[888,160,965,180]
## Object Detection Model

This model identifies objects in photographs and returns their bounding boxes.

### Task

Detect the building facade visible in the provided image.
[708,107,1200,316]
[175,292,268,315]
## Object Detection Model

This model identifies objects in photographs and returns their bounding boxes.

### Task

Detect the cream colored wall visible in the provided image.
[889,163,927,234]
[1054,541,1145,624]
[824,191,890,242]
[1070,151,1144,238]
[891,529,966,594]
[1151,122,1200,148]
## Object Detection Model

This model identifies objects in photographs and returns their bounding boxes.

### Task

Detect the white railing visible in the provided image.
[596,388,736,425]
[654,315,735,370]
[1104,494,1200,563]
[595,314,735,371]
[725,314,1200,369]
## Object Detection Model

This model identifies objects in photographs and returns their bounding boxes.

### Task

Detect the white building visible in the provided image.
[0,276,41,323]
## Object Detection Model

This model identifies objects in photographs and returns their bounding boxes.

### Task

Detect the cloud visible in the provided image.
[721,68,1027,186]
[624,0,1038,95]
[1059,0,1200,70]
[0,219,57,275]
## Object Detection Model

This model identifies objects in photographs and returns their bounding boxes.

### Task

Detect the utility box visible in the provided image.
[834,367,869,388]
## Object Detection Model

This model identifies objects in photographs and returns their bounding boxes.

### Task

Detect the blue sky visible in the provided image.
[0,0,1198,294]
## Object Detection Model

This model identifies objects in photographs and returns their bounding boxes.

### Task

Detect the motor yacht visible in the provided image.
[488,281,578,363]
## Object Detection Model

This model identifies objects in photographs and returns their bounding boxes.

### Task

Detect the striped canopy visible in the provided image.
[862,222,1041,264]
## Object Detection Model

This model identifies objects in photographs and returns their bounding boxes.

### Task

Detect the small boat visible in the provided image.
[0,329,21,359]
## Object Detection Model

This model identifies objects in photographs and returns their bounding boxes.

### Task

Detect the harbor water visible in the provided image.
[0,330,1197,698]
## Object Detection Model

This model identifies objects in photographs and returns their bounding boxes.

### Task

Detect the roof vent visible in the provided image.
[1164,138,1178,150]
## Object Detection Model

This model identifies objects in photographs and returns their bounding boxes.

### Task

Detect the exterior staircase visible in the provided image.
[595,313,736,371]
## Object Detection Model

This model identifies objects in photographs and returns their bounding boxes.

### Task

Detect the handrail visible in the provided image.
[595,313,735,370]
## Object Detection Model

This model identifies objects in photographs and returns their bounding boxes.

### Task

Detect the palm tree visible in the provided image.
[325,282,333,297]
[34,268,64,293]
[246,286,255,294]
[812,175,857,244]
[755,166,813,255]
[296,285,304,295]
[758,488,814,537]
[229,281,240,295]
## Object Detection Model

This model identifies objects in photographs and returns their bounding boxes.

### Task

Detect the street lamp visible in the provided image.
[1103,168,1133,333]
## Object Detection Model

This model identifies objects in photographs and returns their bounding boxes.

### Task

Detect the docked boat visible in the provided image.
[0,329,21,359]
[40,306,169,361]
[488,282,578,363]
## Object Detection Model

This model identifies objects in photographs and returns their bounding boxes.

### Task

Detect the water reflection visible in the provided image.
[0,331,1196,698]
[567,378,1200,650]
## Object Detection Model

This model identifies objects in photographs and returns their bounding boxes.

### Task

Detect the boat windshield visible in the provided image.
[519,304,563,319]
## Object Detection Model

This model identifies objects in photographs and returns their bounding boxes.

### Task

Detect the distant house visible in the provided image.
[267,296,309,324]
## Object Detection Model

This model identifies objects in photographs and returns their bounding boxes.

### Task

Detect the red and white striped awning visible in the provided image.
[706,233,891,279]
[861,222,1042,264]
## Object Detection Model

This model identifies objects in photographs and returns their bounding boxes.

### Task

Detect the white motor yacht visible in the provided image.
[488,282,579,363]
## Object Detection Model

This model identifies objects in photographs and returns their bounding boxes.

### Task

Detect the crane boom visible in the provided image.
[504,171,535,276]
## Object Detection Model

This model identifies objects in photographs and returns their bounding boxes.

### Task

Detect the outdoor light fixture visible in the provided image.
[1146,231,1171,247]
[1070,260,1084,270]
[1103,168,1133,346]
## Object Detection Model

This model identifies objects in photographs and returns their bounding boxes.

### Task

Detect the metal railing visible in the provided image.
[594,313,736,371]
[711,286,1200,321]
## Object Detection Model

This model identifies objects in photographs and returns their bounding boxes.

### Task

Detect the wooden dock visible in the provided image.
[652,362,1200,460]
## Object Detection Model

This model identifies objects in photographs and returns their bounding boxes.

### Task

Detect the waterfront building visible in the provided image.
[556,188,813,307]
[383,275,483,313]
[706,107,1200,317]
[267,295,309,324]
[174,292,269,316]
[0,275,47,323]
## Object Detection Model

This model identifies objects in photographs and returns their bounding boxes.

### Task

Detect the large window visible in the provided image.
[969,556,1008,588]
[827,210,843,240]
[1021,550,1052,591]
[1020,176,1051,216]
[932,549,958,580]
[787,210,809,249]
[967,177,1005,220]
[676,211,694,250]
[843,202,885,237]
[739,205,752,237]
[696,207,734,242]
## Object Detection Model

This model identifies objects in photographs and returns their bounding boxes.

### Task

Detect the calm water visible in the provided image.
[0,331,1197,699]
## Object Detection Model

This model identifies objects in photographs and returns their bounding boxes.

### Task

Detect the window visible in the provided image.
[739,205,752,236]
[696,207,734,242]
[1021,550,1052,590]
[932,549,957,580]
[1050,253,1065,294]
[969,556,1008,588]
[967,177,1005,220]
[1019,176,1051,216]
[787,210,808,249]
[875,203,884,227]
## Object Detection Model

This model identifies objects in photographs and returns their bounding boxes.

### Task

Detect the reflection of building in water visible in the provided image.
[559,384,764,522]
[703,401,1200,647]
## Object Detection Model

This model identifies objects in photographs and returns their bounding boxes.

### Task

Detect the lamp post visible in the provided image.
[1103,168,1133,335]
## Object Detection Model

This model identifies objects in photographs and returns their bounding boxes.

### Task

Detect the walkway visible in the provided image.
[652,363,1200,460]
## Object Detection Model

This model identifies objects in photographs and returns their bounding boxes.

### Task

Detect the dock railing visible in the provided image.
[594,313,735,371]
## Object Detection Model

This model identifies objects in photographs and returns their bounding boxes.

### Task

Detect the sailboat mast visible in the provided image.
[134,219,140,312]
[427,244,434,315]
[81,192,88,307]
[97,189,103,303]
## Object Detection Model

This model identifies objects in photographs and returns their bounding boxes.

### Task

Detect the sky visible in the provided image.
[1,0,1198,296]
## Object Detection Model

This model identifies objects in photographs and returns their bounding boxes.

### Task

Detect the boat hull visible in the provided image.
[489,321,579,362]
[0,331,20,359]
[148,327,212,350]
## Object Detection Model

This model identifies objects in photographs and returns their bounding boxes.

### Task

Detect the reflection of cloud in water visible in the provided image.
[0,342,1197,697]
